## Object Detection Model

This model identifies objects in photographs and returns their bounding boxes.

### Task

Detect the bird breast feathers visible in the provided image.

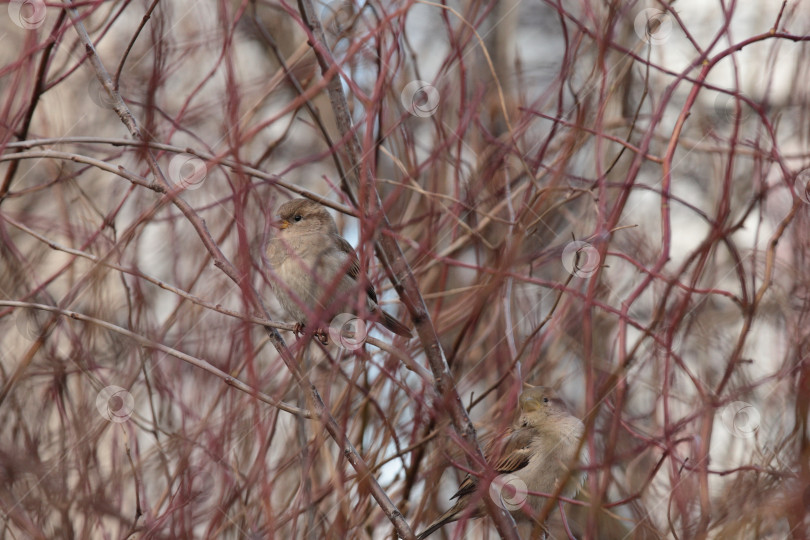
[271,233,347,269]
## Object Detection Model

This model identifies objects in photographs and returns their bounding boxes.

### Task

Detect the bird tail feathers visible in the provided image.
[416,506,460,539]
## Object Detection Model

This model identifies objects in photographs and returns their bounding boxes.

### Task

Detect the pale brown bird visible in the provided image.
[417,387,586,539]
[264,198,412,339]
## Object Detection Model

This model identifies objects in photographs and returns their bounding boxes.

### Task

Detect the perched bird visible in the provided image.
[418,387,586,539]
[264,198,412,339]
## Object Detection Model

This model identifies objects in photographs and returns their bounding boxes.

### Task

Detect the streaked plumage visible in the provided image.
[418,387,586,539]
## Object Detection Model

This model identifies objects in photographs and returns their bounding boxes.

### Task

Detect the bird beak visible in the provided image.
[271,219,290,230]
[521,398,543,412]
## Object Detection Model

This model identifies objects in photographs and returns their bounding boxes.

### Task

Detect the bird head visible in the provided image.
[517,387,572,428]
[274,198,339,236]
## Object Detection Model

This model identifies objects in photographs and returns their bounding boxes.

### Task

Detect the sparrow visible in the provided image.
[264,198,412,339]
[417,386,587,539]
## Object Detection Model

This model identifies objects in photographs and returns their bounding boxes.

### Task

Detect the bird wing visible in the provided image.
[450,427,534,500]
[492,429,535,474]
[333,234,378,304]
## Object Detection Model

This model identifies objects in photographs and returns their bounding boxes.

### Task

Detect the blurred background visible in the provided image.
[1,0,809,538]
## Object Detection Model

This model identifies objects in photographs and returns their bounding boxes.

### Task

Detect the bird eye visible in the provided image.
[543,397,549,403]
[293,214,303,222]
